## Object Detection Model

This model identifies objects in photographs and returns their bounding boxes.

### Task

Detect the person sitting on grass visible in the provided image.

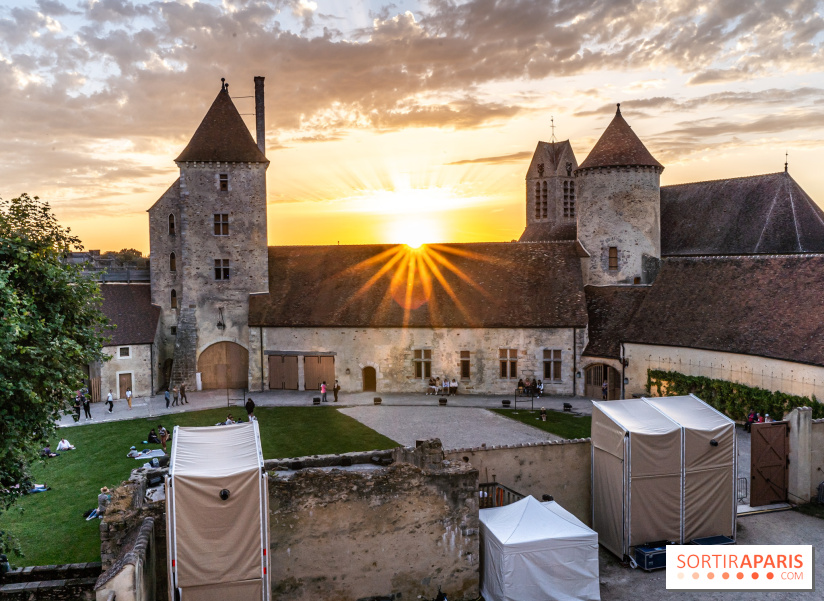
[40,446,58,458]
[224,414,236,425]
[56,438,75,451]
[147,429,160,444]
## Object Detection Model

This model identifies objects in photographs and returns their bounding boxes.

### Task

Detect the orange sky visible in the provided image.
[1,1,823,254]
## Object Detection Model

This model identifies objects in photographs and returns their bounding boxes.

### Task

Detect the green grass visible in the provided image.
[0,407,397,567]
[491,408,592,439]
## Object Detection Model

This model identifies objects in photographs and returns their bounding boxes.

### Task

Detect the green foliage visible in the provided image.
[0,194,109,519]
[646,369,824,420]
[491,408,591,439]
[0,407,397,566]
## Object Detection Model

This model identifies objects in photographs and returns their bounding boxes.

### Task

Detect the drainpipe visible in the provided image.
[150,343,155,396]
[259,326,265,391]
[621,342,626,400]
[572,327,577,397]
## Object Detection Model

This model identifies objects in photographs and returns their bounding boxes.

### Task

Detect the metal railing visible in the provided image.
[479,482,525,509]
[737,477,749,503]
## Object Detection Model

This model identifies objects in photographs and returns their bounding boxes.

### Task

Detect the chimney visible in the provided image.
[254,76,265,156]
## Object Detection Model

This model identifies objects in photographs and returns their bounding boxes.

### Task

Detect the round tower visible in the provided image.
[574,104,663,286]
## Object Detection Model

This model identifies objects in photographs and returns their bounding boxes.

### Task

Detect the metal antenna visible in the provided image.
[550,116,557,143]
[785,150,788,173]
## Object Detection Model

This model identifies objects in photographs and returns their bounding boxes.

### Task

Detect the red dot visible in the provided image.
[707,572,715,580]
[752,572,759,580]
[722,572,730,580]
[737,572,744,580]
[767,572,774,580]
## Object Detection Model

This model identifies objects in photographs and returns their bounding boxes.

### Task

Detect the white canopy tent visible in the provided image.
[592,395,736,559]
[166,422,270,601]
[480,495,600,601]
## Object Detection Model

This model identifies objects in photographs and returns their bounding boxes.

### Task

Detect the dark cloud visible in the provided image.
[446,151,533,165]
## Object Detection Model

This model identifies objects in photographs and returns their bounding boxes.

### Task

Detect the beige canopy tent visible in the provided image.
[592,395,736,559]
[166,422,270,601]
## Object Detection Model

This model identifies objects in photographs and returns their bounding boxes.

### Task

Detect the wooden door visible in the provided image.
[304,355,335,390]
[268,356,299,390]
[585,365,620,400]
[363,366,376,392]
[118,373,132,399]
[198,342,249,389]
[750,422,788,507]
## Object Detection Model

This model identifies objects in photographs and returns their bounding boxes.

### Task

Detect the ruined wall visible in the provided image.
[94,518,157,601]
[444,439,592,525]
[576,166,661,285]
[99,344,154,398]
[255,326,578,395]
[268,461,479,601]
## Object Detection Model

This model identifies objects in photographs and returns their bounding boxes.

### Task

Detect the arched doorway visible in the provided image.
[585,364,622,400]
[362,367,376,392]
[198,342,249,389]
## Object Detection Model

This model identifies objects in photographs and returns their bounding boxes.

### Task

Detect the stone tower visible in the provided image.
[148,78,269,390]
[520,140,579,242]
[574,105,663,285]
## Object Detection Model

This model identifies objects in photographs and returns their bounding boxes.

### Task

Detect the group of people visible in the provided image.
[517,378,544,397]
[147,425,170,451]
[426,377,459,396]
[319,380,340,402]
[41,438,75,458]
[164,383,189,407]
[72,388,92,421]
[745,410,775,431]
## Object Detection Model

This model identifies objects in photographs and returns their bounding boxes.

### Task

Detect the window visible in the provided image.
[219,173,229,192]
[214,259,230,280]
[460,351,471,379]
[534,182,542,219]
[168,214,176,235]
[214,214,229,236]
[563,180,576,218]
[169,252,176,272]
[119,347,130,358]
[414,349,432,379]
[499,348,518,379]
[543,349,562,382]
[170,289,177,309]
[608,247,618,270]
[171,326,177,335]
[541,181,548,218]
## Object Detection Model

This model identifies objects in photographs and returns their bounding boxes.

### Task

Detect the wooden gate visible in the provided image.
[268,355,299,390]
[585,364,621,400]
[750,422,788,507]
[304,355,335,390]
[198,342,249,389]
[362,366,376,392]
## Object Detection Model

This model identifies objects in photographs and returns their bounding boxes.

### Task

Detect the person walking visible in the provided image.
[172,386,179,407]
[106,389,114,413]
[601,380,608,400]
[158,425,168,452]
[333,380,340,402]
[321,381,328,402]
[83,393,92,420]
[245,397,255,420]
[180,382,188,404]
[126,387,132,410]
[164,388,170,409]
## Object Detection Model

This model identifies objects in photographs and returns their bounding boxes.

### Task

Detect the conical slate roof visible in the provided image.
[175,86,267,163]
[577,105,662,171]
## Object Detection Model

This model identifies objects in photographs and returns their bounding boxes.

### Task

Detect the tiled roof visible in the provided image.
[583,286,649,359]
[519,222,577,242]
[249,242,588,328]
[100,284,160,346]
[622,255,824,366]
[175,87,267,163]
[525,140,578,178]
[576,106,662,171]
[661,172,824,255]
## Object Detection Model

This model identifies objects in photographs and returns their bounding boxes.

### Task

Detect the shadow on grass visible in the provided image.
[0,407,397,567]
[490,408,591,440]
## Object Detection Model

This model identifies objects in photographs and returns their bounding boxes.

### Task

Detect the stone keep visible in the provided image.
[575,105,663,286]
[149,79,269,389]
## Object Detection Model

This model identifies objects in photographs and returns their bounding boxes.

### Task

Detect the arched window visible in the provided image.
[541,181,548,218]
[171,289,177,309]
[169,252,176,272]
[168,214,176,235]
[564,180,576,218]
[534,182,542,219]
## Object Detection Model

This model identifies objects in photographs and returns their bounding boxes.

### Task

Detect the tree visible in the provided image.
[0,194,108,516]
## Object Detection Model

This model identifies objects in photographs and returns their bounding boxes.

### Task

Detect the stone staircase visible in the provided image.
[169,307,197,390]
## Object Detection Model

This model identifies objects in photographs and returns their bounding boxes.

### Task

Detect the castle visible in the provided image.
[93,78,824,403]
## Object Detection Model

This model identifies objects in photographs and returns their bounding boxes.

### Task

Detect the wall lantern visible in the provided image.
[576,371,582,378]
[623,378,629,385]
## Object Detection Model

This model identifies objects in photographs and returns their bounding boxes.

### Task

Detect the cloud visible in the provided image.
[446,151,533,165]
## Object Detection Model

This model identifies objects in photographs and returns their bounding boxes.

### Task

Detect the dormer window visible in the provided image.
[219,173,229,192]
[168,214,176,235]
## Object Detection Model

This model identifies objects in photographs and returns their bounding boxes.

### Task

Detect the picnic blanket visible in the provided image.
[131,449,166,460]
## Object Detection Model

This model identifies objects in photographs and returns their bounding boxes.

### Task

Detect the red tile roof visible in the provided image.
[249,242,588,328]
[623,255,824,366]
[100,284,161,346]
[175,87,268,163]
[583,286,649,359]
[661,172,824,255]
[576,106,662,171]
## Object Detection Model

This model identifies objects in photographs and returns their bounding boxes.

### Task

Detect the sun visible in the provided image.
[389,217,441,248]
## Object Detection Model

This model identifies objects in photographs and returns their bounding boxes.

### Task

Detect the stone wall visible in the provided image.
[268,460,479,601]
[94,518,157,601]
[811,418,824,501]
[253,326,579,395]
[0,563,100,601]
[99,343,155,398]
[444,439,592,525]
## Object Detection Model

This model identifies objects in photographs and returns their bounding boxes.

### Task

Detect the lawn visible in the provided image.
[491,407,592,439]
[0,407,397,567]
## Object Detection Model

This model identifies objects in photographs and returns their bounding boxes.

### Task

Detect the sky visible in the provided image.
[1,0,824,253]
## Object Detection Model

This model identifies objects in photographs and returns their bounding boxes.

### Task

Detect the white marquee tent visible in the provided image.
[480,495,600,601]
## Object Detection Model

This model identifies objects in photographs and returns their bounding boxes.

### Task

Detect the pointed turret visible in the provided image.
[176,81,268,163]
[577,104,662,172]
